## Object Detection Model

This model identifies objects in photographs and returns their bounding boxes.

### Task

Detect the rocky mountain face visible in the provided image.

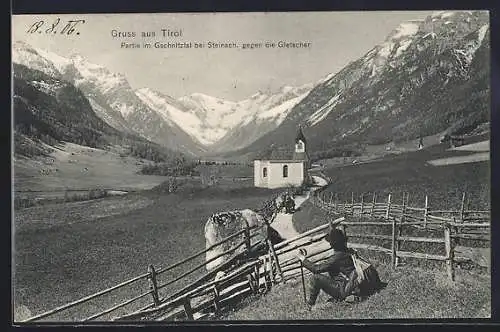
[13,62,188,164]
[229,11,490,160]
[13,63,123,153]
[139,84,312,152]
[13,41,312,155]
[12,41,205,155]
[12,11,489,159]
[212,85,312,153]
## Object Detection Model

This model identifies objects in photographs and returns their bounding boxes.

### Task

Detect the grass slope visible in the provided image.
[13,182,281,321]
[221,264,490,320]
[14,142,171,196]
[321,141,490,211]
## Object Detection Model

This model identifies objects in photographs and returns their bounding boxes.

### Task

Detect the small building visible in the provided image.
[254,127,310,189]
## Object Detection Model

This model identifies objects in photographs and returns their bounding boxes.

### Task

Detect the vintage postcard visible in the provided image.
[12,11,491,323]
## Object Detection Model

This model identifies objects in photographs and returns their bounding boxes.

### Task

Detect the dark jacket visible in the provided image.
[302,250,355,282]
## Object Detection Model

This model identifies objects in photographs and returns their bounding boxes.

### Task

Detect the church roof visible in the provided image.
[260,146,295,160]
[295,126,307,144]
[257,144,308,162]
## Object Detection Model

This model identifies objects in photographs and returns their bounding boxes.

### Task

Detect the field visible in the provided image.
[221,263,490,320]
[13,135,490,321]
[318,140,490,211]
[13,178,282,321]
[14,142,170,197]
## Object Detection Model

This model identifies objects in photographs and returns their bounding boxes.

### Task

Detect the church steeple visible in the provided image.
[293,125,307,160]
[295,125,307,146]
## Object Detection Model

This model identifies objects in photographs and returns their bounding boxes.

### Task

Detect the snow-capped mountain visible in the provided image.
[230,10,490,160]
[137,83,312,150]
[11,42,205,154]
[12,41,312,153]
[213,84,312,152]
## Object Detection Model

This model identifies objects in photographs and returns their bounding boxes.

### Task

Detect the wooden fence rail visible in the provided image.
[311,191,490,282]
[21,189,489,323]
[20,216,267,323]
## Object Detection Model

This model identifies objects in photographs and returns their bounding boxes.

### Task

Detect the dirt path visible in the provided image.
[427,152,489,166]
[271,176,328,240]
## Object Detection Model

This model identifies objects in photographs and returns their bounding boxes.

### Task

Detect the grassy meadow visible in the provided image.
[320,141,490,211]
[13,174,281,321]
[220,263,490,320]
[13,136,490,321]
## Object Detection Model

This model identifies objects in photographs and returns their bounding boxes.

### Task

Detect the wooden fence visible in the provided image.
[19,223,273,322]
[310,190,491,280]
[20,189,490,322]
[19,192,290,323]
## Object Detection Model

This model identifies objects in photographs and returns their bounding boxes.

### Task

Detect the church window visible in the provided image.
[263,167,268,178]
[283,165,288,178]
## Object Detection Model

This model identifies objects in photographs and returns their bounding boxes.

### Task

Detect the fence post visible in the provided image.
[183,297,194,320]
[452,217,460,247]
[266,222,284,283]
[391,208,397,268]
[395,192,406,267]
[329,192,333,206]
[268,251,276,284]
[371,193,376,217]
[254,264,260,293]
[424,195,429,228]
[360,193,364,217]
[148,265,160,307]
[335,193,339,213]
[460,192,466,222]
[351,192,355,216]
[263,255,270,292]
[444,224,455,282]
[385,194,392,220]
[244,225,251,253]
[212,284,220,314]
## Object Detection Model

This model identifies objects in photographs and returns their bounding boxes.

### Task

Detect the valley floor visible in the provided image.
[13,183,280,322]
[14,142,169,197]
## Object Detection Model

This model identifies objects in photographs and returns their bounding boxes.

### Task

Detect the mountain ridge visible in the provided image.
[12,41,313,153]
[227,10,490,161]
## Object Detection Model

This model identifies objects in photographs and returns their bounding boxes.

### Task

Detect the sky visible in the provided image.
[12,11,435,101]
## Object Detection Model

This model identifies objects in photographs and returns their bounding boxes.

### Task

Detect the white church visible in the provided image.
[254,127,311,189]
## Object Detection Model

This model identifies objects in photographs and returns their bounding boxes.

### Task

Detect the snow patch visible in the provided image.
[395,39,413,57]
[392,22,420,40]
[453,25,489,66]
[477,25,489,45]
[136,88,212,145]
[12,43,60,77]
[306,94,341,126]
[177,84,312,145]
[255,91,309,124]
[29,80,61,96]
[111,102,136,117]
[35,48,72,73]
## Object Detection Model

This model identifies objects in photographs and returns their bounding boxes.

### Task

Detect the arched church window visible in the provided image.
[283,165,288,178]
[263,167,268,178]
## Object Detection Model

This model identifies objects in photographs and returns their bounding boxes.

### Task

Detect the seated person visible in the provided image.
[296,228,360,305]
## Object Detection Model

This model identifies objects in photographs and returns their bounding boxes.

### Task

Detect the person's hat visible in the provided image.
[324,228,347,249]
